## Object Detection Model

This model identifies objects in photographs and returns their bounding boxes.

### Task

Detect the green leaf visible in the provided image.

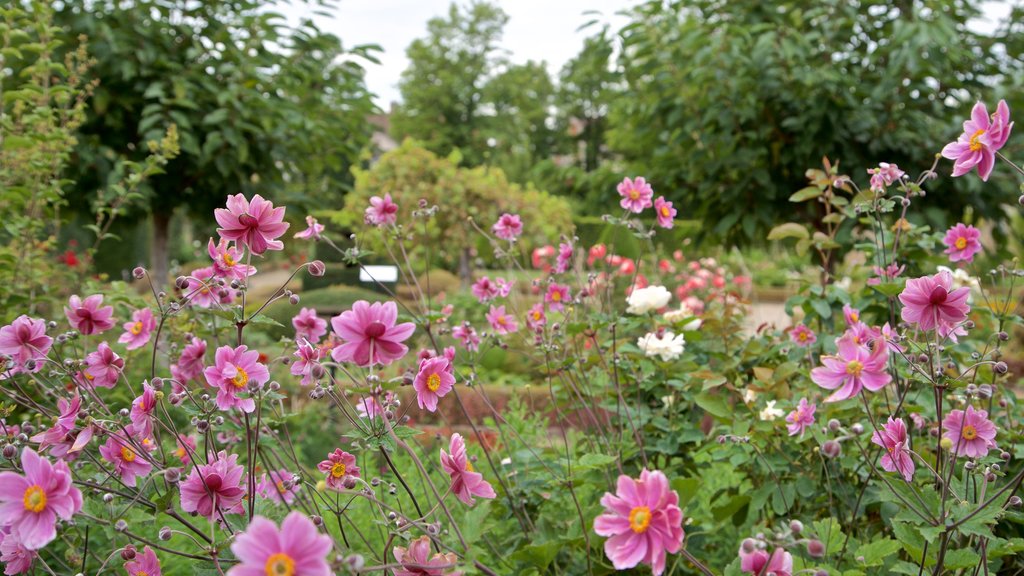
[855,538,901,566]
[576,453,617,470]
[694,391,731,419]
[767,223,809,241]
[789,186,822,202]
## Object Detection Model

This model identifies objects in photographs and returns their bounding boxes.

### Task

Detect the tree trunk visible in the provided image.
[150,211,171,288]
[458,247,473,286]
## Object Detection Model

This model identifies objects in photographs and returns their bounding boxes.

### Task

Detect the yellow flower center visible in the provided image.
[465,459,474,473]
[628,189,640,200]
[23,485,46,513]
[264,552,295,576]
[84,371,95,381]
[223,252,237,267]
[175,447,187,459]
[845,360,864,377]
[330,462,346,478]
[137,571,148,576]
[660,205,671,217]
[497,316,507,326]
[798,332,808,342]
[276,481,287,493]
[231,365,249,388]
[955,237,968,250]
[850,312,859,323]
[551,291,561,302]
[628,506,652,534]
[968,129,986,152]
[121,445,137,462]
[532,311,542,321]
[130,321,144,335]
[427,373,442,392]
[962,424,978,440]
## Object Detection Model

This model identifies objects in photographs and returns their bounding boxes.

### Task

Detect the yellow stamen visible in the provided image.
[660,205,671,217]
[955,237,968,250]
[129,321,144,335]
[23,485,46,513]
[330,462,346,478]
[551,291,561,302]
[629,506,652,534]
[223,252,237,267]
[628,189,640,200]
[962,424,978,440]
[845,360,864,377]
[264,552,295,576]
[121,446,137,462]
[427,373,442,392]
[968,129,986,152]
[231,366,249,388]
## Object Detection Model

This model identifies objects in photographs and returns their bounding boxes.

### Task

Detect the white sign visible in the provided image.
[359,265,399,283]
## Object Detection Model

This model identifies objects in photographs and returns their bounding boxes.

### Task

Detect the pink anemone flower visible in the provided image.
[203,345,270,413]
[98,434,153,488]
[294,215,324,240]
[129,382,158,437]
[317,449,360,490]
[365,193,399,226]
[811,336,890,402]
[207,238,255,281]
[594,469,684,576]
[440,434,496,506]
[0,448,82,550]
[118,308,156,350]
[785,398,816,437]
[545,283,571,312]
[899,270,970,333]
[64,294,115,335]
[941,100,1013,181]
[214,193,289,255]
[292,307,327,343]
[618,177,654,213]
[124,545,162,576]
[393,535,461,576]
[654,197,676,228]
[226,512,332,576]
[257,469,299,505]
[942,223,982,263]
[739,547,793,576]
[179,451,246,519]
[492,213,523,241]
[0,316,53,374]
[413,356,455,412]
[84,342,124,389]
[330,301,415,367]
[485,305,518,335]
[942,405,997,459]
[871,417,915,481]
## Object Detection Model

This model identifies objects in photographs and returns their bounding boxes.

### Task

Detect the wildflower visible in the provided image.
[867,262,905,286]
[64,295,115,335]
[290,339,322,386]
[739,547,793,576]
[173,435,197,465]
[118,308,156,351]
[594,469,684,576]
[440,434,496,506]
[179,451,245,518]
[318,449,360,490]
[525,304,547,331]
[185,267,219,308]
[626,286,672,315]
[330,301,415,367]
[124,546,161,576]
[618,177,654,213]
[942,223,982,263]
[789,324,816,348]
[811,336,890,402]
[871,417,915,481]
[662,304,701,330]
[942,405,997,459]
[129,383,158,437]
[0,316,52,375]
[85,342,124,388]
[292,307,328,343]
[555,242,574,273]
[173,337,207,383]
[471,277,502,303]
[365,193,399,226]
[492,213,523,241]
[99,435,152,488]
[29,395,89,456]
[294,215,324,240]
[899,270,970,332]
[413,356,455,413]
[842,304,861,326]
[207,238,255,281]
[0,448,82,550]
[759,400,785,421]
[452,323,481,352]
[226,512,332,576]
[0,529,36,574]
[785,398,816,437]
[941,100,1013,181]
[867,163,905,193]
[257,469,299,505]
[215,193,289,254]
[588,244,607,266]
[545,283,571,312]
[653,197,676,228]
[203,345,271,413]
[393,535,460,576]
[486,305,518,335]
[637,331,685,362]
[532,245,556,270]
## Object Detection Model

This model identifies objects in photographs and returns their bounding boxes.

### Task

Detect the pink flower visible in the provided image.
[525,303,547,331]
[124,546,161,576]
[292,308,327,343]
[871,417,915,481]
[588,244,607,266]
[942,405,997,459]
[203,345,270,413]
[486,305,518,335]
[118,308,156,351]
[899,271,971,332]
[555,242,574,274]
[356,393,393,420]
[789,324,816,348]
[294,215,324,240]
[413,356,454,412]
[0,528,36,574]
[545,283,571,312]
[129,383,158,437]
[441,434,496,506]
[867,163,905,193]
[811,336,890,402]
[207,238,255,281]
[179,451,245,519]
[227,514,331,576]
[654,197,676,228]
[174,337,207,383]
[29,395,87,456]
[290,339,321,386]
[365,193,399,226]
[0,448,82,550]
[594,469,684,576]
[64,295,115,335]
[868,262,905,286]
[257,469,299,504]
[393,535,461,576]
[532,245,556,271]
[492,213,523,241]
[739,548,793,576]
[942,223,982,263]
[215,193,289,255]
[452,323,480,352]
[618,177,654,213]
[185,267,219,308]
[842,304,861,326]
[330,301,415,367]
[317,449,360,490]
[99,435,152,488]
[941,100,1013,181]
[84,342,123,389]
[785,398,816,437]
[0,316,52,375]
[471,277,502,303]
[173,435,197,466]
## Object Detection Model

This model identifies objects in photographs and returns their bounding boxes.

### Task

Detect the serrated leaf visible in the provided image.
[855,538,901,566]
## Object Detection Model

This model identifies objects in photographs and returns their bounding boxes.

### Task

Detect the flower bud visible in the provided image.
[343,475,358,490]
[997,331,1009,341]
[822,440,842,459]
[827,419,841,432]
[175,276,189,290]
[2,444,16,459]
[940,437,953,450]
[994,362,1008,374]
[308,260,326,277]
[159,527,172,541]
[164,468,181,483]
[790,520,803,534]
[850,423,864,434]
[114,519,128,532]
[121,545,137,561]
[741,538,757,553]
[289,294,300,305]
[807,539,825,558]
[102,493,115,503]
[1009,496,1022,508]
[133,267,146,279]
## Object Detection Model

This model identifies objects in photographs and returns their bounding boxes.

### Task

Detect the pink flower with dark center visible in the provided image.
[317,449,360,490]
[0,528,36,574]
[179,451,245,519]
[393,535,461,576]
[555,242,574,274]
[0,448,82,550]
[413,356,455,413]
[99,434,152,488]
[594,469,684,576]
[330,301,415,367]
[124,545,161,576]
[185,267,219,309]
[739,547,793,576]
[942,405,997,459]
[789,324,816,348]
[941,100,1013,181]
[207,238,255,281]
[84,342,123,389]
[0,316,52,374]
[227,512,332,576]
[257,469,299,504]
[486,305,518,335]
[214,193,289,255]
[525,303,547,331]
[118,308,156,351]
[452,323,480,352]
[811,336,890,402]
[175,337,207,383]
[471,276,502,303]
[871,417,915,481]
[545,283,571,312]
[290,339,321,386]
[365,193,399,226]
[785,398,816,437]
[203,345,270,413]
[618,177,654,213]
[942,223,982,263]
[64,295,115,336]
[899,270,971,332]
[492,213,523,241]
[292,307,327,343]
[654,197,676,228]
[129,383,158,437]
[440,434,496,506]
[294,215,324,240]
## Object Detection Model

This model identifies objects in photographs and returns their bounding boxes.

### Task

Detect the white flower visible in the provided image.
[742,389,758,404]
[637,330,685,361]
[626,285,672,315]
[759,400,784,421]
[662,303,703,331]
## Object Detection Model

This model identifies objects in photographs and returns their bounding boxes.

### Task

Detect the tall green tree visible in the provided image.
[483,60,559,181]
[557,26,620,173]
